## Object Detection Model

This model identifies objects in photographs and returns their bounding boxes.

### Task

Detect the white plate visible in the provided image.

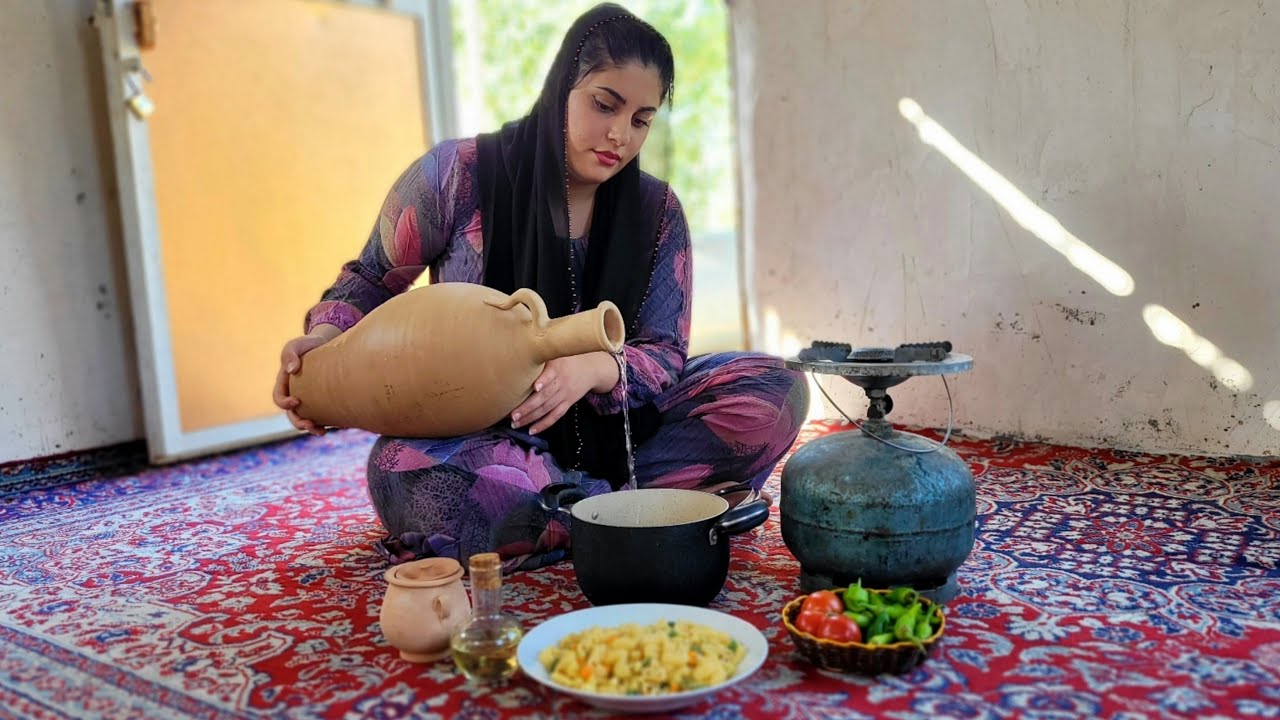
[517,603,769,714]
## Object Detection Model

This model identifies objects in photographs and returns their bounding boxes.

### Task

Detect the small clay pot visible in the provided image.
[380,557,471,662]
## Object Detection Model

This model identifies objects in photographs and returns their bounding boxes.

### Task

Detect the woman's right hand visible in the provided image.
[273,325,341,435]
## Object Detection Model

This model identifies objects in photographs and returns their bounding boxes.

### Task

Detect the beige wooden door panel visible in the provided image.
[95,0,457,462]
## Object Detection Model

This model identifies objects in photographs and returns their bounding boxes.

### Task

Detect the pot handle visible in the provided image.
[713,482,759,508]
[708,497,770,545]
[537,482,588,515]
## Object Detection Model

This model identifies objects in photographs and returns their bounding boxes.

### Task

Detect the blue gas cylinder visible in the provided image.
[780,421,975,601]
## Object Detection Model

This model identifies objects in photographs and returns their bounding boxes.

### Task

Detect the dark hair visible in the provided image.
[571,4,675,106]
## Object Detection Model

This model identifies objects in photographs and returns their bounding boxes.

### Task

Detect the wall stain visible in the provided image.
[1054,304,1106,326]
[993,312,1031,334]
[1119,409,1182,440]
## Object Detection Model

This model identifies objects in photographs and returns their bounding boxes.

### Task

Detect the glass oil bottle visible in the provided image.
[449,552,523,682]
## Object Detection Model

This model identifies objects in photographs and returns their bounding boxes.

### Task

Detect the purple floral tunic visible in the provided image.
[303,138,808,571]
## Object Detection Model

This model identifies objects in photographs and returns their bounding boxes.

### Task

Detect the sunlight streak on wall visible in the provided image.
[761,307,833,422]
[898,98,1135,297]
[1264,401,1280,431]
[1142,305,1254,392]
[897,97,1269,426]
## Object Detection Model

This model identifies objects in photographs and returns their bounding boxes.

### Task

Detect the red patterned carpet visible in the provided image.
[1,420,1278,719]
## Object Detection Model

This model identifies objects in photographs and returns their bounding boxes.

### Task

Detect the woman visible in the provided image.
[273,3,808,571]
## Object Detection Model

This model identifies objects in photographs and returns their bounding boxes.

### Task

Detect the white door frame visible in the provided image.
[93,0,458,463]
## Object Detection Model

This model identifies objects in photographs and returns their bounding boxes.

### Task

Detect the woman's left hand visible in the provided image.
[511,352,619,434]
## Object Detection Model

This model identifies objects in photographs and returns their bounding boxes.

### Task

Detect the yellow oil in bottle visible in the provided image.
[451,553,523,683]
[450,634,519,682]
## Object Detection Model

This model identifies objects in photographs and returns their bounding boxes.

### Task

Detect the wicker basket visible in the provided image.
[780,590,946,675]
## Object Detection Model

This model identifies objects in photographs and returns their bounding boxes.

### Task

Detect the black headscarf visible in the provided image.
[476,3,668,486]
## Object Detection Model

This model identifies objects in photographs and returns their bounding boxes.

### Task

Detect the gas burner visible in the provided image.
[779,341,976,602]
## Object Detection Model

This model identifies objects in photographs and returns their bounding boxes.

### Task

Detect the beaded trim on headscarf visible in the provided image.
[558,11,672,471]
[561,12,672,314]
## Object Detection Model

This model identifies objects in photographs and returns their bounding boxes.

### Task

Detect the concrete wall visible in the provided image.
[0,0,142,463]
[5,0,1278,464]
[731,0,1280,456]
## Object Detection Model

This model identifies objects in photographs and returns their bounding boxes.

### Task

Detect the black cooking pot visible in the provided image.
[537,484,770,607]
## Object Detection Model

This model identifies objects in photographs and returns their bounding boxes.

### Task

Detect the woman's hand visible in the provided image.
[273,324,342,435]
[510,351,621,435]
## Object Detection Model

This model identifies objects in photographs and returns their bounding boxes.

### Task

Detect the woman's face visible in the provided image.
[565,61,663,188]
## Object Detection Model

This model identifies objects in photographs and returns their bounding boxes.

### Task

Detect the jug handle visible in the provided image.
[485,288,551,332]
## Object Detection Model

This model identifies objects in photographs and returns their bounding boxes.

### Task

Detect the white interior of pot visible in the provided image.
[571,488,728,527]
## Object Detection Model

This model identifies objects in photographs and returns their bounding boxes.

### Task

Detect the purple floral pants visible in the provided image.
[366,352,808,571]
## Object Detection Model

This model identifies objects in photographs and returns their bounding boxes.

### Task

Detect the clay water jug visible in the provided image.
[290,283,624,438]
[380,557,471,662]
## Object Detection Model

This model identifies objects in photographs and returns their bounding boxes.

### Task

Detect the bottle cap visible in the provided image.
[469,552,502,590]
[470,553,500,571]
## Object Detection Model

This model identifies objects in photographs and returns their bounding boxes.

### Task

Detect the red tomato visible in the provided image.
[817,613,863,643]
[794,608,829,635]
[800,590,844,615]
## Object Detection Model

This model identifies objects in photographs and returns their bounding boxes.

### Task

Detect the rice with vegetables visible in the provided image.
[538,619,747,695]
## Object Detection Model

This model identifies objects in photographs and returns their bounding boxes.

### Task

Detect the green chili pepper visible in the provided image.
[844,610,873,630]
[894,602,921,641]
[843,579,869,610]
[867,633,895,645]
[867,610,891,638]
[913,610,935,640]
[883,604,907,619]
[887,586,918,605]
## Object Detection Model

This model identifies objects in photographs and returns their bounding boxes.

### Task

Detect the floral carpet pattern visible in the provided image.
[1,421,1278,719]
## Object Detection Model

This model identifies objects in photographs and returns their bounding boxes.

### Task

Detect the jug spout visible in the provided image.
[484,289,625,362]
[535,301,625,362]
